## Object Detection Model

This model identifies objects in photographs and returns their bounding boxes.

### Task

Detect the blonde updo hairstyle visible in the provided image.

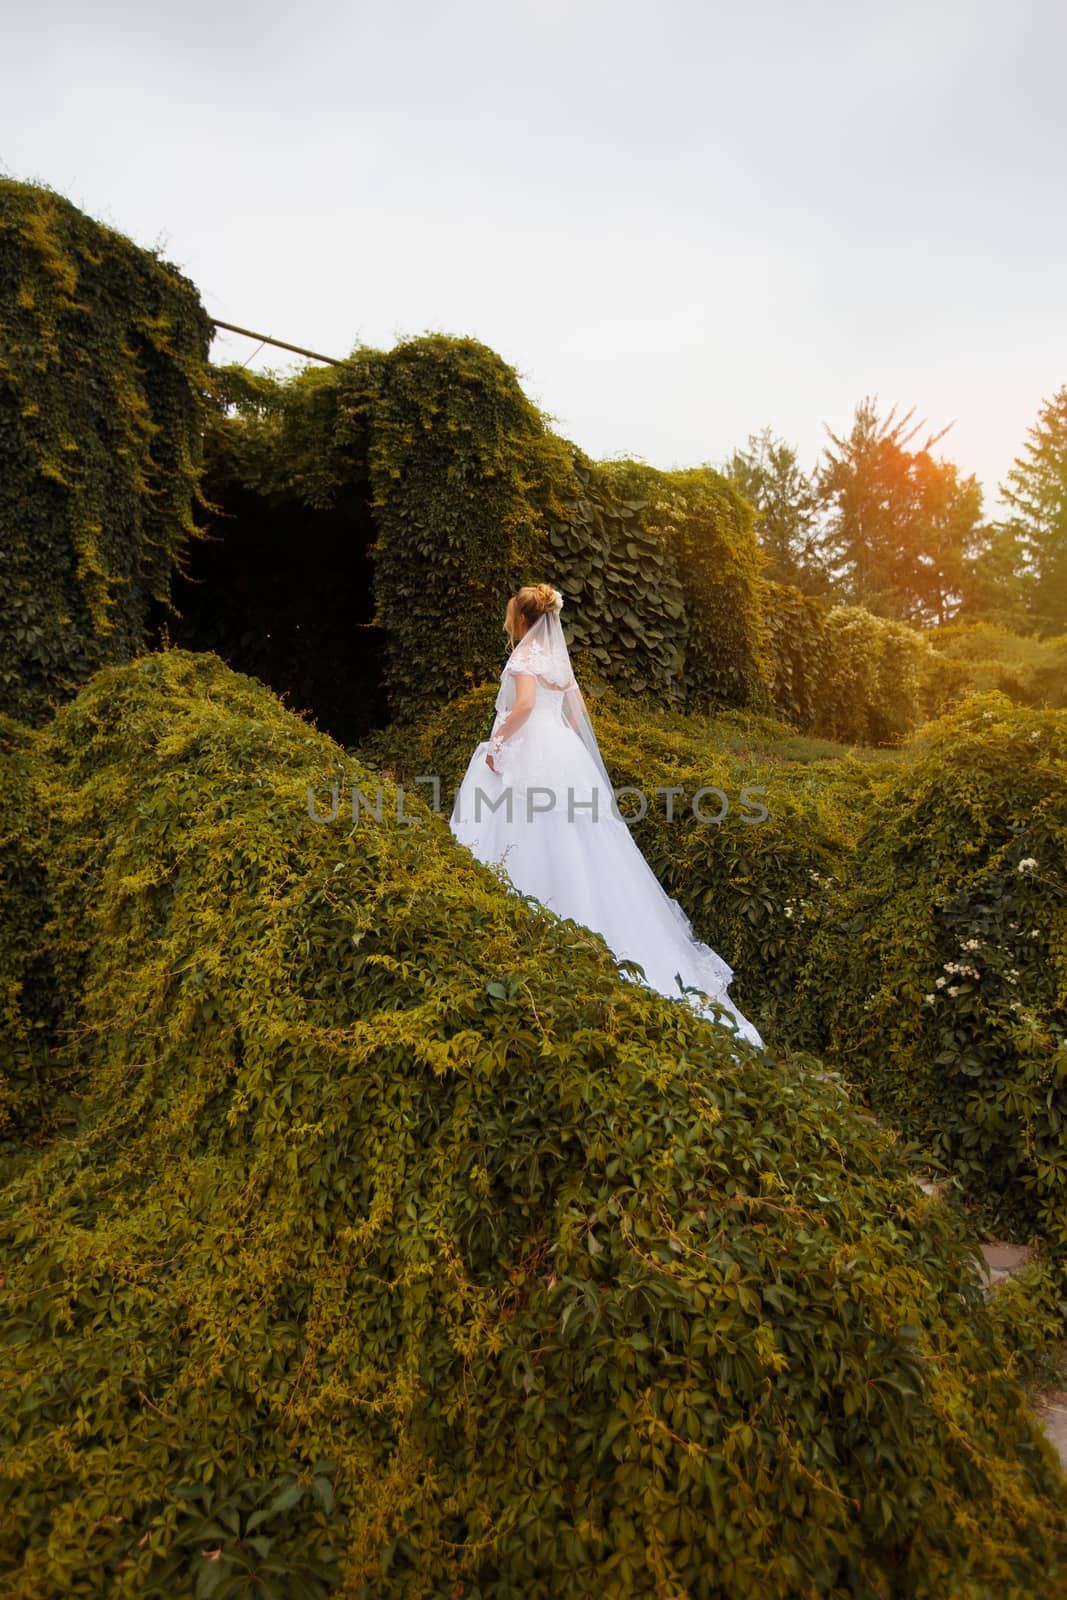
[504,582,559,646]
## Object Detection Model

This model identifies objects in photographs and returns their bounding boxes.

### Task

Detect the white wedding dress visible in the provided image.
[449,632,764,1051]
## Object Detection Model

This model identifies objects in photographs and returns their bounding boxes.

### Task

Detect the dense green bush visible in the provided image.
[759,590,1067,748]
[925,620,1067,710]
[759,584,943,747]
[0,180,213,725]
[789,691,1067,1250]
[3,649,1066,1596]
[343,335,577,723]
[816,607,914,746]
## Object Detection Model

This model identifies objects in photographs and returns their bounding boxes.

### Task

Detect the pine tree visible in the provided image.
[722,426,833,595]
[814,397,984,625]
[998,384,1067,637]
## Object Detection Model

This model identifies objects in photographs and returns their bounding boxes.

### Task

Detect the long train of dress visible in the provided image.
[449,671,764,1050]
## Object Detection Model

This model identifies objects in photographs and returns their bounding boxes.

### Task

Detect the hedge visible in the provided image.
[785,691,1067,1252]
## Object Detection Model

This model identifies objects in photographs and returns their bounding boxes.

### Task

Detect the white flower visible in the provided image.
[924,994,936,1005]
[962,939,982,951]
[1017,858,1038,874]
[935,976,947,988]
[550,587,564,615]
[947,985,961,997]
[1031,930,1041,939]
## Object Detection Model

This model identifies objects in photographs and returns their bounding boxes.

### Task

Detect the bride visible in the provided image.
[449,582,764,1050]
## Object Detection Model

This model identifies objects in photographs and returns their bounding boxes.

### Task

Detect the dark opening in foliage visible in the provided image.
[146,448,390,749]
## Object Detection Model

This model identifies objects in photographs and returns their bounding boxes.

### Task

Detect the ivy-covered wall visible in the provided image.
[343,335,577,724]
[541,458,689,708]
[600,462,770,713]
[0,180,213,725]
[205,356,775,728]
[205,341,582,728]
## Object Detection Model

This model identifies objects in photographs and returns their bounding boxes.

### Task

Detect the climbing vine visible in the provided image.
[542,457,689,707]
[3,652,1066,1593]
[0,179,214,725]
[335,334,577,723]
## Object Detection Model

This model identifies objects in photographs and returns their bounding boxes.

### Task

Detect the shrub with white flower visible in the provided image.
[804,691,1066,1259]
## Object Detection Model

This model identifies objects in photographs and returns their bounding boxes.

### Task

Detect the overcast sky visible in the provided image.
[4,0,1064,512]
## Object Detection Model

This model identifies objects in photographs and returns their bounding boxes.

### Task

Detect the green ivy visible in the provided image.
[2,651,1066,1595]
[0,180,213,724]
[543,458,688,706]
[604,462,768,712]
[0,712,64,1146]
[340,334,576,722]
[789,691,1067,1248]
[364,678,1067,1275]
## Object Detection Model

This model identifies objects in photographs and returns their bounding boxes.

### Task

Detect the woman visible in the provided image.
[449,583,763,1050]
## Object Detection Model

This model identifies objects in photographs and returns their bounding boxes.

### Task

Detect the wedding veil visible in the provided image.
[498,601,617,800]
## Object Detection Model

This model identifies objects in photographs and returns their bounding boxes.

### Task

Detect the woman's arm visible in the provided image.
[486,673,536,770]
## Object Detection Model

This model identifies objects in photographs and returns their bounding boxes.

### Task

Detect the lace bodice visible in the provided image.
[496,650,569,721]
[503,631,576,690]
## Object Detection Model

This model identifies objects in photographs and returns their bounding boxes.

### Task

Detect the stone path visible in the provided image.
[979,1240,1034,1290]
